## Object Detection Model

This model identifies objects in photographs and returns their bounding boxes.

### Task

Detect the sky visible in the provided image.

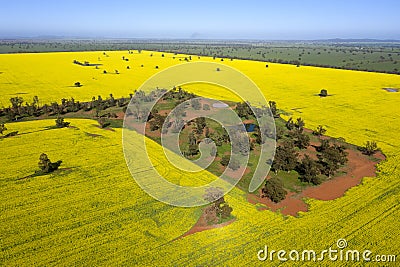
[1,0,399,40]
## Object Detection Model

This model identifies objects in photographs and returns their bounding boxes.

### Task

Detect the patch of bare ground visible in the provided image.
[248,149,385,216]
[175,209,235,240]
[248,191,308,216]
[301,149,385,201]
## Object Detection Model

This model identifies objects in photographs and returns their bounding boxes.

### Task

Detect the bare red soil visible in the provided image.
[248,149,385,216]
[176,210,235,240]
[248,192,308,216]
[301,149,385,201]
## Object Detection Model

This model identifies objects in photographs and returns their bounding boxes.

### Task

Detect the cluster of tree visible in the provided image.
[272,137,348,187]
[236,101,278,120]
[149,113,166,131]
[0,94,132,122]
[193,117,206,134]
[316,140,348,177]
[207,131,228,147]
[235,102,253,119]
[271,140,299,173]
[268,116,349,196]
[203,187,233,224]
[134,89,167,103]
[286,117,310,149]
[162,87,195,102]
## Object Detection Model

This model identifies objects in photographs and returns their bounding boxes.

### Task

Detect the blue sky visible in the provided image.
[1,0,399,39]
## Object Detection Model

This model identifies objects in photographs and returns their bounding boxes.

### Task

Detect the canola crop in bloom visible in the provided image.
[0,51,399,265]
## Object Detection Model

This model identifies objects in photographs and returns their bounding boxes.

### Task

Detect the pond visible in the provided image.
[245,123,256,132]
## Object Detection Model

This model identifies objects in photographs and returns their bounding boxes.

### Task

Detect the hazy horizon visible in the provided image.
[1,0,400,40]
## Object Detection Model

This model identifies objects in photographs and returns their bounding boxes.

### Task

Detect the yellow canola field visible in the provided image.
[0,51,399,265]
[1,50,399,151]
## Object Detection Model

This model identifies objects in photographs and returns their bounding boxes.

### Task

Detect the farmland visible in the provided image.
[0,50,399,265]
[1,39,400,74]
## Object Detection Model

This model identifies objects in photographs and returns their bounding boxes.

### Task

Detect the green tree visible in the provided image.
[98,118,111,128]
[235,102,252,119]
[32,96,39,109]
[254,126,263,144]
[286,117,294,130]
[221,155,230,167]
[194,117,206,134]
[0,124,7,135]
[313,125,327,136]
[294,117,305,132]
[272,140,299,173]
[205,126,210,138]
[289,130,310,149]
[203,187,233,224]
[187,132,199,156]
[262,177,287,203]
[55,117,70,128]
[319,89,328,97]
[269,101,279,118]
[298,155,322,185]
[317,143,348,177]
[210,146,217,157]
[38,153,62,174]
[10,97,24,109]
[363,141,378,155]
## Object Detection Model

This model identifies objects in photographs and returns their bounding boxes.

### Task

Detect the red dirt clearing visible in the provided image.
[248,192,308,216]
[248,149,385,216]
[176,210,235,240]
[301,149,385,201]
